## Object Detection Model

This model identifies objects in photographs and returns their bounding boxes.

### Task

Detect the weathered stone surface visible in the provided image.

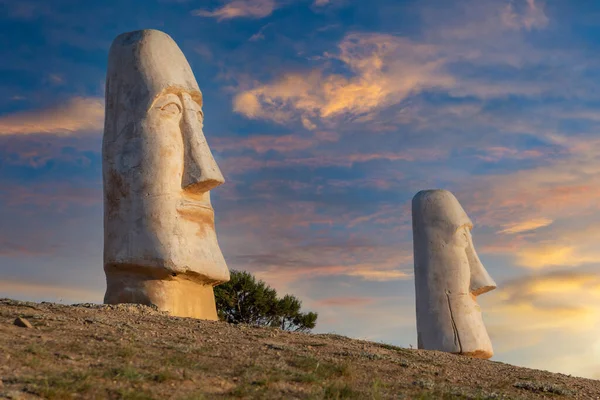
[102,29,229,320]
[13,317,33,329]
[412,189,496,359]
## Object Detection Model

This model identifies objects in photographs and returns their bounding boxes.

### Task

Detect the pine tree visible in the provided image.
[214,270,318,332]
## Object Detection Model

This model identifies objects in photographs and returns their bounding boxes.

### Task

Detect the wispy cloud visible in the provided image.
[233,33,454,128]
[228,0,560,130]
[483,270,600,377]
[213,131,339,154]
[0,97,104,136]
[515,244,593,269]
[253,263,411,292]
[498,218,553,234]
[501,0,549,31]
[0,279,102,303]
[314,296,376,307]
[219,147,446,174]
[249,23,272,41]
[0,182,101,210]
[193,0,278,21]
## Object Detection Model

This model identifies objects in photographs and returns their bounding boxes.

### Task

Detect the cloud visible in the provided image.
[227,0,560,130]
[47,74,65,85]
[193,0,278,21]
[450,131,600,270]
[314,296,376,307]
[506,224,600,269]
[346,268,410,281]
[0,97,104,136]
[474,147,546,163]
[0,239,55,257]
[218,148,446,174]
[0,0,51,20]
[249,23,272,41]
[515,245,592,269]
[213,131,339,154]
[0,279,102,304]
[498,218,553,234]
[501,0,549,31]
[235,249,412,284]
[0,134,101,168]
[482,270,600,377]
[0,182,101,210]
[233,33,455,128]
[489,271,600,330]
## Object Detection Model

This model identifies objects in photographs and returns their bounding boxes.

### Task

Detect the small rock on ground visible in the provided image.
[13,317,33,329]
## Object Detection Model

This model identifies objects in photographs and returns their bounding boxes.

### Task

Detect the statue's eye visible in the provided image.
[462,231,470,245]
[161,102,182,116]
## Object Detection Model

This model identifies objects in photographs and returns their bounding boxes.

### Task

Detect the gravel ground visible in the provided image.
[1,298,599,399]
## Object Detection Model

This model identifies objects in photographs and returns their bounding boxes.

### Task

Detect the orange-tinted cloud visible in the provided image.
[314,296,376,307]
[193,0,277,21]
[0,97,104,136]
[498,217,553,234]
[0,279,102,304]
[233,34,454,128]
[483,270,600,377]
[231,0,557,129]
[458,133,600,268]
[492,272,600,314]
[1,182,101,210]
[239,246,413,291]
[514,244,591,269]
[219,147,447,175]
[213,131,339,153]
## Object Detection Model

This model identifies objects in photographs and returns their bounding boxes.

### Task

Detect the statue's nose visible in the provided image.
[467,234,497,296]
[180,94,225,193]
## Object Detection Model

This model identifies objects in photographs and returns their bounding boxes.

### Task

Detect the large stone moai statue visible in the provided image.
[102,29,230,320]
[412,189,496,359]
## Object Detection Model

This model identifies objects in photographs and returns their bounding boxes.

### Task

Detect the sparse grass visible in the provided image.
[1,299,596,400]
[104,365,178,383]
[513,381,573,395]
[323,382,359,399]
[370,378,384,400]
[24,343,48,356]
[288,356,353,380]
[298,341,328,347]
[229,381,272,398]
[105,365,145,381]
[178,392,207,400]
[164,348,213,372]
[116,344,138,358]
[24,370,93,400]
[111,388,156,400]
[378,342,407,352]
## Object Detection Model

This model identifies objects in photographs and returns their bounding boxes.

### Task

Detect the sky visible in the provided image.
[1,0,600,380]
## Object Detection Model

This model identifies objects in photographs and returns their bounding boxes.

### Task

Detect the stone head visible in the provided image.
[412,189,496,297]
[103,30,229,298]
[412,189,496,358]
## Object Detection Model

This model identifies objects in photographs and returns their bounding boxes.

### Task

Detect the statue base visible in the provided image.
[104,267,218,320]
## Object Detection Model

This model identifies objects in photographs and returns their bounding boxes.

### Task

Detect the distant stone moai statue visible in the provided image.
[412,189,496,359]
[102,29,230,320]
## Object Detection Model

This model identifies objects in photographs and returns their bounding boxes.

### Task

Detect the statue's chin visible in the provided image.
[103,267,219,320]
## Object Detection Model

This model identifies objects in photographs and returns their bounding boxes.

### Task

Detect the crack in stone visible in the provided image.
[446,292,462,353]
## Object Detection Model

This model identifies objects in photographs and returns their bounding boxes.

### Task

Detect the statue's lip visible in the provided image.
[177,199,213,213]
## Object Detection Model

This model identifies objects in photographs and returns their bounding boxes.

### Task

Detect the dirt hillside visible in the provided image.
[0,298,598,399]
